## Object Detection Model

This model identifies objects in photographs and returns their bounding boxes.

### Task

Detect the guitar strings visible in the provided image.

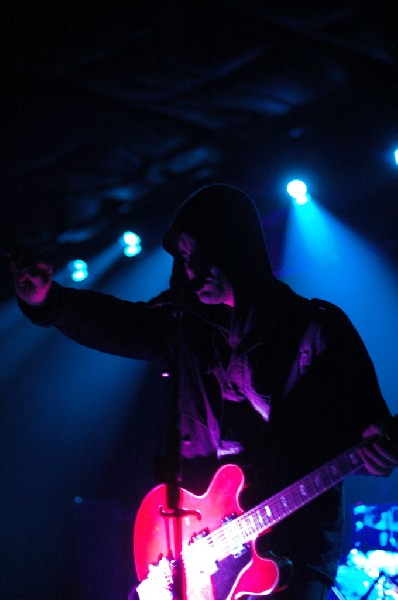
[182,446,364,562]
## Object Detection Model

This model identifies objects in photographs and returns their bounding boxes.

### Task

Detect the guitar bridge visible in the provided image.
[222,513,248,558]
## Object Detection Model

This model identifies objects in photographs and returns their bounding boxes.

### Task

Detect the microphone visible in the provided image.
[184,275,207,292]
[149,276,206,308]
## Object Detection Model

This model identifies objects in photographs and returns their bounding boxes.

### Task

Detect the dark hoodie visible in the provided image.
[162,183,275,348]
[158,184,390,582]
[19,183,391,584]
[163,183,273,291]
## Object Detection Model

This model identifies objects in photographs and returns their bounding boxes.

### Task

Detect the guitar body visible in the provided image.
[134,421,397,598]
[134,464,292,599]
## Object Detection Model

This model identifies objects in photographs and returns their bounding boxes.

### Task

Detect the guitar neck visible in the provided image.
[210,443,365,556]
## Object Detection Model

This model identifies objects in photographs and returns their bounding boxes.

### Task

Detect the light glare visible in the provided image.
[121,230,142,257]
[69,259,88,282]
[124,245,140,257]
[73,259,87,270]
[286,179,310,205]
[287,179,307,198]
[123,231,140,246]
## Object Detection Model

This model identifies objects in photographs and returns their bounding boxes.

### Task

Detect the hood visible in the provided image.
[163,184,274,303]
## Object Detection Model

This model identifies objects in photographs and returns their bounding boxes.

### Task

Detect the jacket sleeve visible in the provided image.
[300,300,392,454]
[276,297,393,476]
[17,281,176,363]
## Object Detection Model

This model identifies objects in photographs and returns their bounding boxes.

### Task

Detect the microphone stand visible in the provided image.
[166,307,184,500]
[161,307,186,600]
[157,283,206,599]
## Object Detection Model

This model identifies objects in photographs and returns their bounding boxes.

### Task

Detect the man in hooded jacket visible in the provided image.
[12,184,398,600]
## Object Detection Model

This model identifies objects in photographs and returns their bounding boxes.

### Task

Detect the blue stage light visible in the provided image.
[69,259,88,282]
[287,179,310,205]
[72,259,87,271]
[121,231,142,257]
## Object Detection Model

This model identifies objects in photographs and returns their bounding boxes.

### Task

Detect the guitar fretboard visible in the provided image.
[207,444,364,561]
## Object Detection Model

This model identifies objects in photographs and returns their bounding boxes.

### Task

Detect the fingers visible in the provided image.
[362,423,384,438]
[359,418,398,475]
[11,258,52,277]
[27,262,53,283]
[11,258,52,274]
[358,438,398,476]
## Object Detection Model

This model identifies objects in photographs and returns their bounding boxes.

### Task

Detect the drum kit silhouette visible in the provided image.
[333,505,398,600]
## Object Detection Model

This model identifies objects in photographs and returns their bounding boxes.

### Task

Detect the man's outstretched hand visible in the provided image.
[11,257,53,305]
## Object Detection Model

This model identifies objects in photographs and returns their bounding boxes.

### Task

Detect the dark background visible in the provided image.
[1,2,397,598]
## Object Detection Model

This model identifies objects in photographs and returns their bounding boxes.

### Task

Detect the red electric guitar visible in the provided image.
[133,430,395,600]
